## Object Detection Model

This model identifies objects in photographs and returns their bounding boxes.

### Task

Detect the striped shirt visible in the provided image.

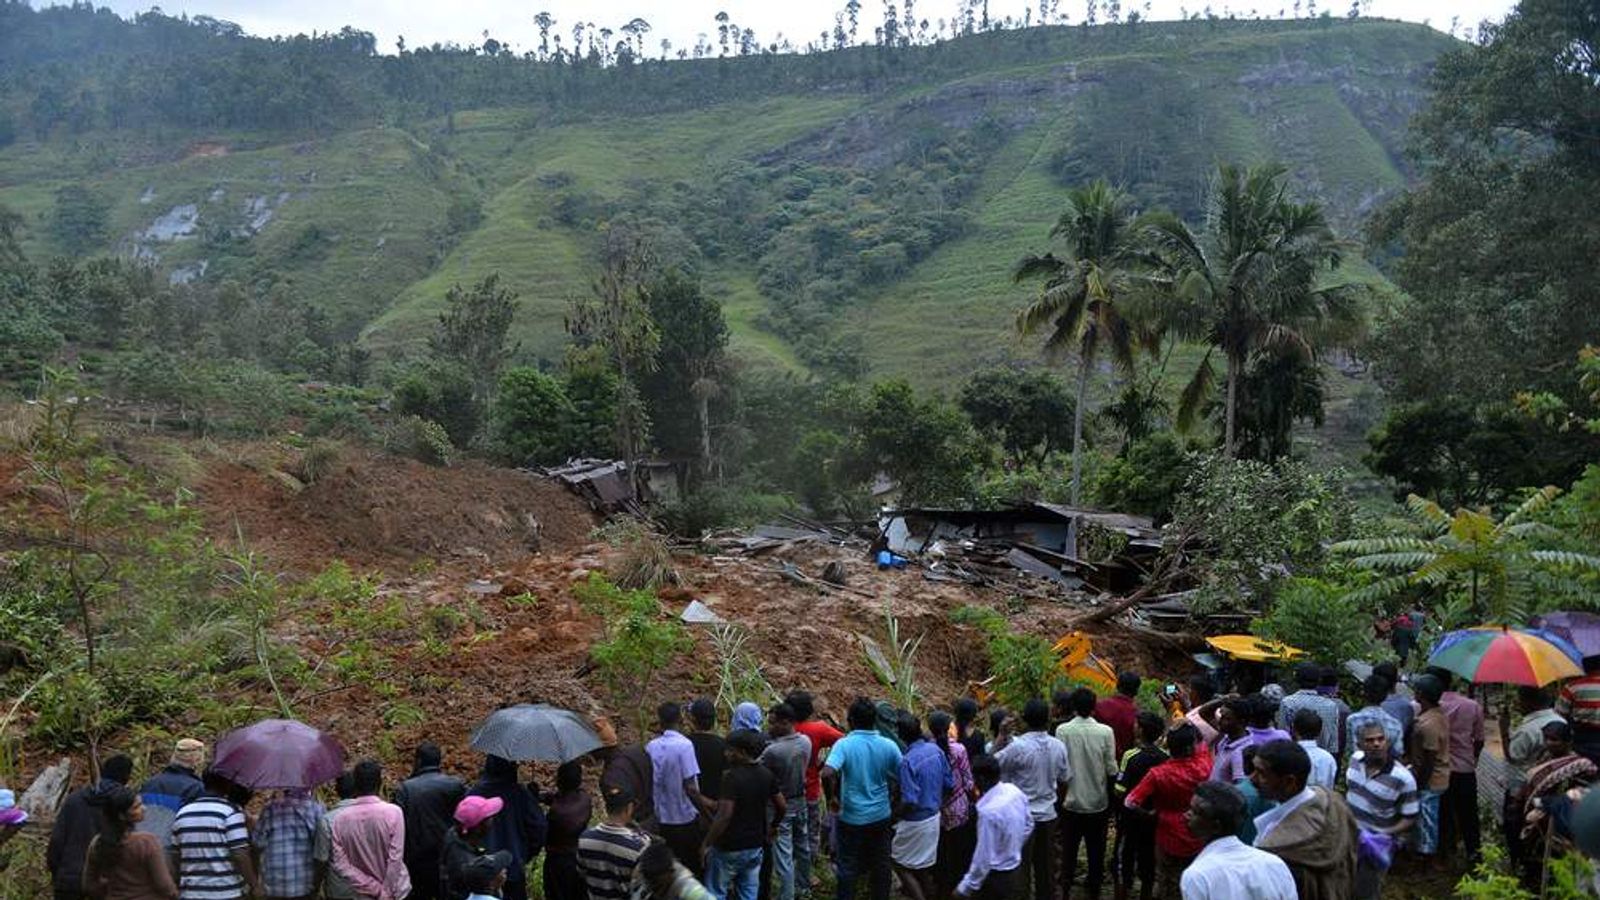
[1278,690,1343,754]
[172,796,250,899]
[1344,753,1419,833]
[1556,676,1600,730]
[577,822,648,900]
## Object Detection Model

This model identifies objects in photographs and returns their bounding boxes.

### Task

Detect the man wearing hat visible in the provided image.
[138,738,206,848]
[460,850,513,900]
[579,785,650,900]
[443,795,503,900]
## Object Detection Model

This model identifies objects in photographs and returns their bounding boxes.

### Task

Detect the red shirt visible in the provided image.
[795,720,844,802]
[1095,694,1139,758]
[1125,747,1212,859]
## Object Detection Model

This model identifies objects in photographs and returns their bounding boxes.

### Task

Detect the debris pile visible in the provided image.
[878,503,1162,594]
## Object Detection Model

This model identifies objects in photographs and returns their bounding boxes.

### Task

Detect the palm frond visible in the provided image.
[1529,550,1600,572]
[1503,521,1563,541]
[1175,351,1216,433]
[1350,552,1439,572]
[1404,494,1452,533]
[1332,536,1436,555]
[1013,253,1065,284]
[1338,574,1415,606]
[1500,485,1562,531]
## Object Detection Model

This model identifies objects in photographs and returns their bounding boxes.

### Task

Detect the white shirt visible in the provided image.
[957,783,1033,897]
[1300,739,1338,789]
[1253,786,1315,844]
[1180,836,1297,900]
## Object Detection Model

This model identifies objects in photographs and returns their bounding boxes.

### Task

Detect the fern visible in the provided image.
[1349,551,1437,571]
[1331,536,1434,555]
[1499,485,1561,531]
[1530,550,1600,571]
[1404,493,1452,532]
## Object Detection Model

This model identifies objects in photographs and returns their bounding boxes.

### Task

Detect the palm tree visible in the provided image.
[1333,488,1600,625]
[1014,180,1154,505]
[1142,162,1362,457]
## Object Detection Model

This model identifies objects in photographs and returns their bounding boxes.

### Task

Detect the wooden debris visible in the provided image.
[19,758,71,822]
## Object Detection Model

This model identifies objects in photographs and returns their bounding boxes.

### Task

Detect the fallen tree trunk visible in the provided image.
[19,758,71,822]
[1065,532,1193,628]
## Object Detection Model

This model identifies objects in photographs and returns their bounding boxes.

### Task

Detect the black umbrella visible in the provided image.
[469,704,603,763]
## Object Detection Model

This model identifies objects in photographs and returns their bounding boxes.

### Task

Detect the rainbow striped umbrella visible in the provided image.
[1427,626,1585,686]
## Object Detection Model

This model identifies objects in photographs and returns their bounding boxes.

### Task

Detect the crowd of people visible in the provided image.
[36,652,1600,900]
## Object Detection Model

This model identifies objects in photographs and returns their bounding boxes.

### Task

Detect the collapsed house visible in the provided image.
[540,458,683,515]
[877,503,1162,594]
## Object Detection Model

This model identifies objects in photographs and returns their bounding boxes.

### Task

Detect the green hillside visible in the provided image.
[0,14,1455,382]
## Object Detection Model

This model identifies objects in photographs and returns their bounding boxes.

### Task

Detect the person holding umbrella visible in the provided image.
[468,757,547,900]
[254,787,324,900]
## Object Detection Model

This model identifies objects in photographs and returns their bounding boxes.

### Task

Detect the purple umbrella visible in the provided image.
[212,719,345,789]
[1531,611,1600,659]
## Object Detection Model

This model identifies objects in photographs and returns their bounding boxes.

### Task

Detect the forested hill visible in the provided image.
[0,4,1456,379]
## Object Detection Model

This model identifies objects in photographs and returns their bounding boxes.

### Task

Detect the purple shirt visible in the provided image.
[1440,692,1485,774]
[646,730,702,826]
[898,739,954,822]
[1211,727,1290,783]
[1211,732,1253,783]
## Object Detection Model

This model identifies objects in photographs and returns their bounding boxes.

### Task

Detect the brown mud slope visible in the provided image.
[5,436,1191,801]
[281,537,1195,781]
[197,449,598,572]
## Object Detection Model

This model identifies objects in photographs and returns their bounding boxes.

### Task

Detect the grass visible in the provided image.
[0,19,1455,386]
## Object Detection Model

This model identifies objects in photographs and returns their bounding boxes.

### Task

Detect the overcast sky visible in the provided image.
[84,0,1515,54]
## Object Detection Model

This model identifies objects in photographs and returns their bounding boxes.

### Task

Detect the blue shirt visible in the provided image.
[898,739,953,822]
[826,730,903,825]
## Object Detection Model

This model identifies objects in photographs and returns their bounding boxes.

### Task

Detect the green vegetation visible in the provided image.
[1014,179,1151,503]
[0,3,1454,383]
[950,606,1063,712]
[573,573,692,735]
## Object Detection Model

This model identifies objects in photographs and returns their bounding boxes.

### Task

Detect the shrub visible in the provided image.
[393,360,479,447]
[304,401,376,442]
[384,416,454,466]
[655,485,797,538]
[950,605,1061,711]
[573,574,690,734]
[492,366,576,466]
[297,439,343,484]
[1090,432,1195,523]
[1252,576,1379,667]
[1166,453,1354,613]
[598,520,679,590]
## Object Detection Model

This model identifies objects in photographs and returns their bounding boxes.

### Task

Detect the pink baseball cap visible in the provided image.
[454,796,505,830]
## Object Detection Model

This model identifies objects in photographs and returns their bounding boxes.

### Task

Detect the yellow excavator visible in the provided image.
[968,630,1118,705]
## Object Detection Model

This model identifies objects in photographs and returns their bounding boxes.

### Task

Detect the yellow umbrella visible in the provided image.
[1205,634,1306,663]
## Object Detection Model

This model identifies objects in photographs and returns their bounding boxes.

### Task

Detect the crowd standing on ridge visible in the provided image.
[31,650,1600,899]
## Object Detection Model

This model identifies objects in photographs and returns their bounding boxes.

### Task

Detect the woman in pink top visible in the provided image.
[929,710,977,899]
